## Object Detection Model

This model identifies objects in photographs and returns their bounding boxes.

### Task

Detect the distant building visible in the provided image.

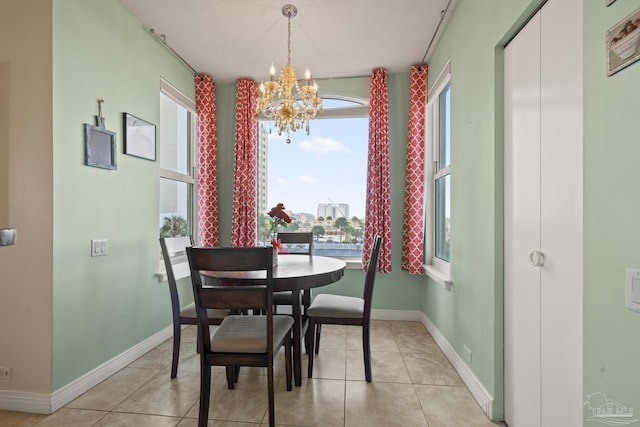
[294,212,316,224]
[317,203,349,219]
[257,124,269,217]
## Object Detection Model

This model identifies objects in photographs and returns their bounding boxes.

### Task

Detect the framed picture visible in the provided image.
[607,7,640,76]
[124,113,156,161]
[85,123,117,170]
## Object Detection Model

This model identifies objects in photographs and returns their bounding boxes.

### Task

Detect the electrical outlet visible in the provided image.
[0,367,11,379]
[463,345,472,363]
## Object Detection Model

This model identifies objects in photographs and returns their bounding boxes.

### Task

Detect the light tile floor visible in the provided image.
[0,320,504,426]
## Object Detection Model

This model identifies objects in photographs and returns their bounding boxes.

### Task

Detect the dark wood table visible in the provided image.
[203,254,346,386]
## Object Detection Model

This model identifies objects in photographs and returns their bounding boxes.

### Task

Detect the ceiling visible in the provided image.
[118,0,457,84]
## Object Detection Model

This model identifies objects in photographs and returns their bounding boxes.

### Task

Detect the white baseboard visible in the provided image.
[371,309,423,321]
[0,326,172,414]
[419,312,494,418]
[0,390,51,414]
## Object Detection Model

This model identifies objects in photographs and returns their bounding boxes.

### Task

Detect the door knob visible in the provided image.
[529,250,545,267]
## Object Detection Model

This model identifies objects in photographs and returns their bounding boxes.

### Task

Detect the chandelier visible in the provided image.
[257,4,322,144]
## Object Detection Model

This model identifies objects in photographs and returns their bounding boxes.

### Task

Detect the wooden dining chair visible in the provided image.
[272,232,313,314]
[306,234,382,382]
[186,246,294,427]
[159,236,229,379]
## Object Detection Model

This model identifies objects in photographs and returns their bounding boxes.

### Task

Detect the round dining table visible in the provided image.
[203,254,346,386]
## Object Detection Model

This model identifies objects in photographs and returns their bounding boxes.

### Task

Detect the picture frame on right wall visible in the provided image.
[123,112,157,161]
[607,7,640,76]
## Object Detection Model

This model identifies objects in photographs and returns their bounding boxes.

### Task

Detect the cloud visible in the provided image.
[296,175,318,184]
[298,136,350,154]
[275,177,288,185]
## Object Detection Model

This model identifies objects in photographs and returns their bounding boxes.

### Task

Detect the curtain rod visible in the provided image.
[149,28,199,76]
[421,0,453,63]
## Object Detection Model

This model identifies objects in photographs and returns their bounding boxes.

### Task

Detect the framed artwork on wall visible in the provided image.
[607,7,640,76]
[84,122,117,170]
[123,113,156,161]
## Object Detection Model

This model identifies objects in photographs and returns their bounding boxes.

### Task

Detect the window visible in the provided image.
[257,97,368,264]
[159,81,197,240]
[425,62,451,287]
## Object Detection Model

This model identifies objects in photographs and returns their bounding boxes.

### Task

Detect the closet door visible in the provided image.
[504,0,582,425]
[504,11,542,427]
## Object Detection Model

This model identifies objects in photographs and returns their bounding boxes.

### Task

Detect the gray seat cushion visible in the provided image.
[180,303,228,320]
[307,294,364,319]
[210,315,294,353]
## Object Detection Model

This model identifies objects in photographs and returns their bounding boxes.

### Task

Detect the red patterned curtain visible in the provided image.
[195,75,219,247]
[230,78,258,246]
[363,68,392,273]
[401,64,428,274]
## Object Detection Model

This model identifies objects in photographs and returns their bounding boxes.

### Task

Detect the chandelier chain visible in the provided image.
[287,11,292,65]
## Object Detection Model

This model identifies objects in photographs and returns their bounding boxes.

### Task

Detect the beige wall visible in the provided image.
[0,1,53,393]
[0,61,8,226]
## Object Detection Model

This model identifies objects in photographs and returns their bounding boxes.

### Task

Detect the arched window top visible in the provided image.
[317,94,368,118]
[323,98,365,109]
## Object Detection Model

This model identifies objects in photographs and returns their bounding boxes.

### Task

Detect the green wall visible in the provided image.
[584,0,640,421]
[51,0,195,389]
[428,0,640,422]
[424,0,545,420]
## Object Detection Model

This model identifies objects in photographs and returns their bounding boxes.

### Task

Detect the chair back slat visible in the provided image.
[189,246,272,272]
[199,286,267,310]
[362,234,383,321]
[276,232,313,255]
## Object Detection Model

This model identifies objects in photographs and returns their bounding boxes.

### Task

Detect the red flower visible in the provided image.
[268,203,292,223]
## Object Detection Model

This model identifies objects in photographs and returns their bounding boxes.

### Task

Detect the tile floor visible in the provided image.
[0,320,503,426]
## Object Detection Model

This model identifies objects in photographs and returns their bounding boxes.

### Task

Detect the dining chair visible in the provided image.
[186,246,293,427]
[306,234,382,382]
[159,236,229,379]
[272,232,313,314]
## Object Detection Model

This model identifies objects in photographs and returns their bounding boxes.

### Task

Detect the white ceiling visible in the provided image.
[118,0,456,84]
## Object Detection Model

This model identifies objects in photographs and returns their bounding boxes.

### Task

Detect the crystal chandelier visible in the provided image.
[257,4,322,144]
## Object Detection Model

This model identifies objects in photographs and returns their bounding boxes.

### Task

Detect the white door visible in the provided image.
[504,0,583,425]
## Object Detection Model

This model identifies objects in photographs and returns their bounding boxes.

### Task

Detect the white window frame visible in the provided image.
[424,61,452,289]
[257,94,369,269]
[157,80,198,281]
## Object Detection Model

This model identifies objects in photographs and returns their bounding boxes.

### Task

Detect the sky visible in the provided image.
[264,115,368,219]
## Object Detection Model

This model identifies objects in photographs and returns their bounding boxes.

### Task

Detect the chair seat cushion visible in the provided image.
[307,294,364,319]
[211,315,294,353]
[180,303,228,320]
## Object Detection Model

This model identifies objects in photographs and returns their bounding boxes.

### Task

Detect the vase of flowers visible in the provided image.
[268,203,292,266]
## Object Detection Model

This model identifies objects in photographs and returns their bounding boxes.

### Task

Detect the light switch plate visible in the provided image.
[91,239,108,257]
[625,269,640,312]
